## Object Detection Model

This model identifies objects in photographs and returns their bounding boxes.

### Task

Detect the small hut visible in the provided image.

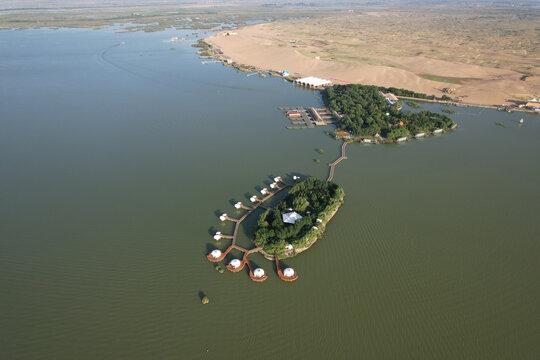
[283,268,295,277]
[234,202,242,209]
[213,232,222,240]
[227,258,245,272]
[219,213,227,221]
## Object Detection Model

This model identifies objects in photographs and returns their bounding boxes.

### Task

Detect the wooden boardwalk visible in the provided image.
[327,140,350,182]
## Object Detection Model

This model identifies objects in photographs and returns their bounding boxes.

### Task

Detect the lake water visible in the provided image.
[1,28,539,359]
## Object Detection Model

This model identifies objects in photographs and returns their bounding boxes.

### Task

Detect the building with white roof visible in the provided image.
[294,76,331,88]
[234,202,242,209]
[253,268,265,278]
[210,249,222,258]
[282,211,303,224]
[283,268,295,277]
[229,259,241,269]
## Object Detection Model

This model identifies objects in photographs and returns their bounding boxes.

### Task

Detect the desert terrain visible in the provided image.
[206,7,540,106]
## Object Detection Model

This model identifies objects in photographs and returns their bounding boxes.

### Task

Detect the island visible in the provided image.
[207,176,344,282]
[253,177,344,258]
[323,84,456,142]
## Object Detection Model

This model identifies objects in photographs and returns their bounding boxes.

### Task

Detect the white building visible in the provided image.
[253,268,265,278]
[283,268,295,277]
[282,211,303,224]
[294,76,331,88]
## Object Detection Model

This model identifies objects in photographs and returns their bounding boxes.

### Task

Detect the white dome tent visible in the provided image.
[283,268,295,277]
[253,268,265,278]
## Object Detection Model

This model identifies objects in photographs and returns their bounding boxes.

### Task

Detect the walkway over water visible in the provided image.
[207,177,299,281]
[327,140,350,181]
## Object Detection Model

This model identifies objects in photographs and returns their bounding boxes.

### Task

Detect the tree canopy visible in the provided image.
[253,178,344,256]
[323,84,455,138]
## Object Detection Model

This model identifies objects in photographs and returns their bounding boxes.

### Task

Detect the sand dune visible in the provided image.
[206,22,539,106]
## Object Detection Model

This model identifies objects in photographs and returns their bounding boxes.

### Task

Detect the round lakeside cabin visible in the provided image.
[249,195,258,203]
[213,232,222,240]
[227,258,245,272]
[219,213,227,221]
[280,267,298,282]
[207,249,223,262]
[234,202,242,209]
[250,267,267,282]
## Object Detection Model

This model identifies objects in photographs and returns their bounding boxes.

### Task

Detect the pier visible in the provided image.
[280,107,335,129]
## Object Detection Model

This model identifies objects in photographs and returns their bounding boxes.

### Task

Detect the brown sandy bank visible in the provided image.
[206,22,539,106]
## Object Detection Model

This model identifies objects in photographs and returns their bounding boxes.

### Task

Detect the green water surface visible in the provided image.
[1,28,539,359]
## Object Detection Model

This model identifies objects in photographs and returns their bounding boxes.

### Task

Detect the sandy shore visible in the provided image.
[206,23,539,106]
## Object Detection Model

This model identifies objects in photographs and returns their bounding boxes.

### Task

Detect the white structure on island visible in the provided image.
[234,202,242,209]
[213,232,222,240]
[294,76,331,88]
[250,195,258,203]
[283,267,295,277]
[260,188,268,195]
[253,268,265,278]
[273,176,282,183]
[210,249,222,259]
[293,175,300,181]
[219,213,227,221]
[282,211,303,224]
[229,259,241,269]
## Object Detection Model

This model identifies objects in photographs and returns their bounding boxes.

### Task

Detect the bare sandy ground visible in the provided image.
[206,22,539,106]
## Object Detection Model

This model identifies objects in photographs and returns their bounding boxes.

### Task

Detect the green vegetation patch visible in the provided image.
[253,178,344,256]
[442,109,455,114]
[420,74,482,84]
[407,101,421,108]
[323,84,455,139]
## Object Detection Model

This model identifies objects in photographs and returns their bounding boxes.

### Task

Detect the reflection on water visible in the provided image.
[1,28,539,359]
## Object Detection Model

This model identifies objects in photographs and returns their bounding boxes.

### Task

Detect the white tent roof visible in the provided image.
[230,259,241,268]
[283,268,295,277]
[282,211,303,224]
[211,250,222,258]
[295,76,331,87]
[286,244,293,250]
[253,268,265,277]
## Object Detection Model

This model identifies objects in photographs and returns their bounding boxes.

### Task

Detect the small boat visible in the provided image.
[520,118,524,124]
